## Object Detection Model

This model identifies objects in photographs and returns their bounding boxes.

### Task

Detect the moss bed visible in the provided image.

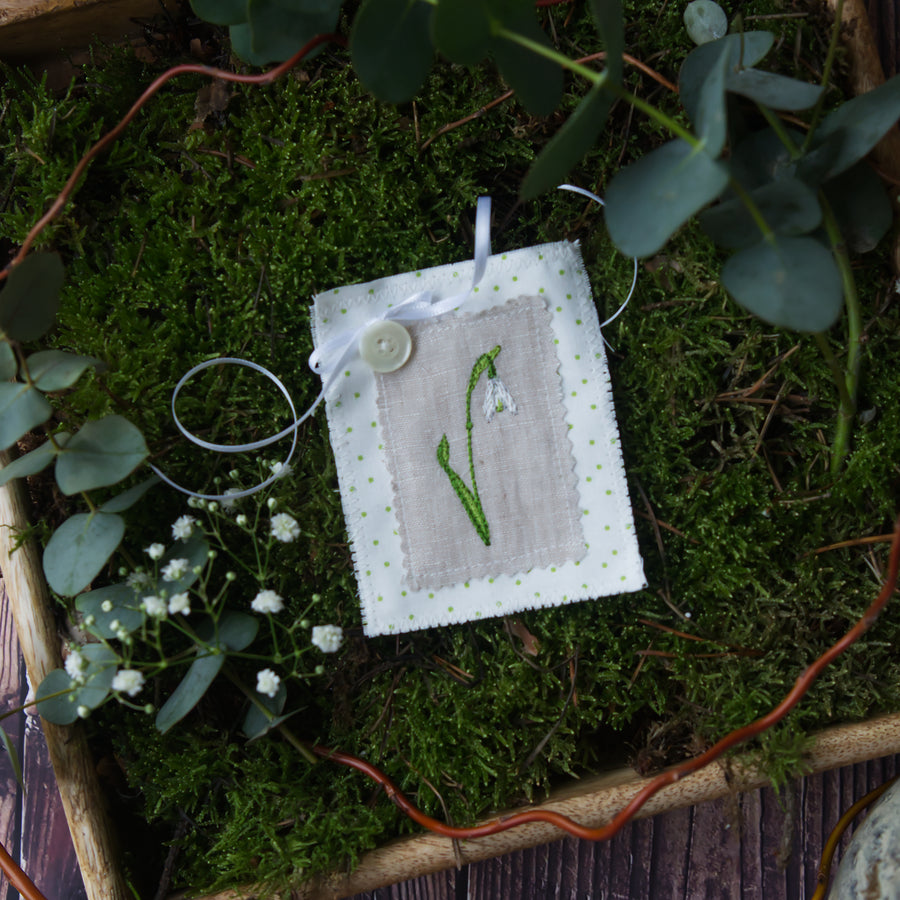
[2,1,900,895]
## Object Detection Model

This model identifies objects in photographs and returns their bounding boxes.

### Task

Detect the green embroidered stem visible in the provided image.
[437,345,502,546]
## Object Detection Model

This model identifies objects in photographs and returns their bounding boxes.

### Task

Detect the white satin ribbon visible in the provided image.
[558,183,638,329]
[151,197,493,500]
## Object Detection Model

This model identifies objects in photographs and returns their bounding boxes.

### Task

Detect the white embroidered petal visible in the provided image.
[483,377,518,423]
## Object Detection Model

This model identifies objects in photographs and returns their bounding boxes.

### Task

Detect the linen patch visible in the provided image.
[311,240,646,636]
[376,297,584,591]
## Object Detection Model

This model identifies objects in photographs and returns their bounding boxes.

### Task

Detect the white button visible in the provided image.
[359,321,412,373]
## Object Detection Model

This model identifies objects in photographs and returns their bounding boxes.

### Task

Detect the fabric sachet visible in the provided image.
[312,240,645,636]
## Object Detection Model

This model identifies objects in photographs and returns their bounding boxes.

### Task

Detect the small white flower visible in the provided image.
[126,571,151,590]
[251,589,284,615]
[311,624,343,653]
[269,460,292,479]
[236,514,248,527]
[168,592,191,615]
[77,705,90,719]
[141,595,168,618]
[256,668,281,698]
[221,488,242,510]
[161,558,189,583]
[111,668,145,697]
[101,599,114,613]
[145,543,165,560]
[270,513,300,543]
[483,376,518,423]
[64,649,88,684]
[171,515,196,540]
[267,497,277,510]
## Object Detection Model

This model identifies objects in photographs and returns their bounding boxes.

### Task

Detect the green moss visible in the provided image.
[1,3,899,895]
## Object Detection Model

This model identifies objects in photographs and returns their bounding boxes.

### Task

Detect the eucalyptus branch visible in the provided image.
[803,0,845,153]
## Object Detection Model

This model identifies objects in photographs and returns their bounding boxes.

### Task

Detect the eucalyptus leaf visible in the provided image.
[588,0,623,84]
[0,252,64,342]
[155,652,224,733]
[99,474,160,513]
[692,39,730,156]
[725,69,823,110]
[54,415,148,495]
[35,669,79,725]
[492,16,563,117]
[0,433,70,487]
[721,235,843,332]
[228,24,272,66]
[43,512,125,597]
[27,350,104,392]
[432,0,491,66]
[350,0,434,103]
[603,139,729,257]
[190,0,248,25]
[0,726,24,793]
[243,682,288,740]
[808,72,900,180]
[74,643,119,710]
[679,32,775,127]
[0,383,52,451]
[728,126,804,190]
[698,177,821,248]
[521,83,615,198]
[0,343,17,381]
[195,610,259,652]
[244,0,341,63]
[823,161,894,253]
[76,583,146,639]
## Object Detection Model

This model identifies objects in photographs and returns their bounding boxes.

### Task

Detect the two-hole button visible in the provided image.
[359,321,412,373]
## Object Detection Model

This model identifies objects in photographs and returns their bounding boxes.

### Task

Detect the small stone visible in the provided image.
[684,0,728,45]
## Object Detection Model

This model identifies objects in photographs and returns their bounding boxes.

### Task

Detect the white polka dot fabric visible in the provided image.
[311,241,645,636]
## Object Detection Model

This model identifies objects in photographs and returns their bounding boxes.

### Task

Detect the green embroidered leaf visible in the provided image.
[0,726,24,793]
[243,683,290,740]
[679,32,775,128]
[190,0,247,25]
[823,161,894,253]
[99,474,159,513]
[806,72,900,181]
[350,0,434,103]
[0,343,17,380]
[521,83,615,199]
[26,350,103,392]
[0,433,70,487]
[492,15,563,117]
[721,235,843,332]
[0,252,64,342]
[432,0,491,66]
[155,652,224,734]
[0,383,52,451]
[698,177,822,249]
[725,69,823,111]
[603,139,729,257]
[54,415,148,495]
[76,583,146,639]
[43,512,125,597]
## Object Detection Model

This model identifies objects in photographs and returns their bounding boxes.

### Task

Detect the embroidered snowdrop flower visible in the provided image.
[64,648,89,684]
[483,375,518,423]
[171,515,196,540]
[311,624,343,653]
[269,460,292,479]
[251,589,284,614]
[111,669,145,697]
[161,558,189,582]
[256,668,281,698]
[270,513,300,543]
[168,592,191,615]
[141,595,168,618]
[145,543,165,560]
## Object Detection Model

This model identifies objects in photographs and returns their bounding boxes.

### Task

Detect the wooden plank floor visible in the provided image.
[1,576,898,900]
